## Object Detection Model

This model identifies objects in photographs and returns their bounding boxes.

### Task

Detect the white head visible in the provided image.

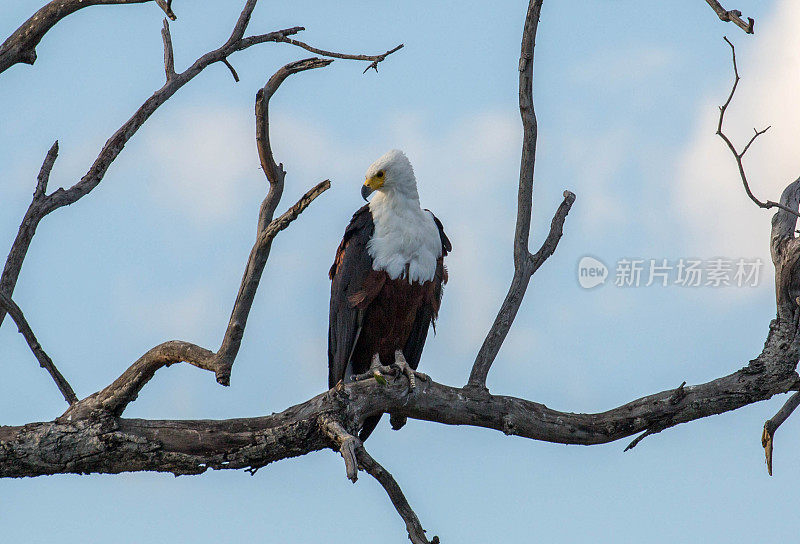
[361,149,418,201]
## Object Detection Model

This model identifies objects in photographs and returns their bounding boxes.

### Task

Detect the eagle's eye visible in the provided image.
[376,171,384,178]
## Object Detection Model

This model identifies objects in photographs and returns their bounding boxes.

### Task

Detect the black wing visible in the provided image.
[403,211,451,370]
[328,205,375,388]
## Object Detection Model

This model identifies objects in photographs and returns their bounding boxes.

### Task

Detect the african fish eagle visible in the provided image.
[328,149,451,440]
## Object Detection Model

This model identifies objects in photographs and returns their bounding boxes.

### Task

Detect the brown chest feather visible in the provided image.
[348,271,436,369]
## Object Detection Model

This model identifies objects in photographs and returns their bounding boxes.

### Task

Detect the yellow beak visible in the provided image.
[361,175,384,200]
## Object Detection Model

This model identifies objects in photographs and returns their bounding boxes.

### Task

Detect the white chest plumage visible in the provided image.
[367,192,442,283]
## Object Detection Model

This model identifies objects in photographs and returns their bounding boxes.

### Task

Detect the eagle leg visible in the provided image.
[352,351,428,390]
[353,353,393,385]
[392,350,428,390]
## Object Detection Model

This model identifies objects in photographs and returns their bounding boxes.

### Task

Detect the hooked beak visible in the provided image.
[361,183,374,201]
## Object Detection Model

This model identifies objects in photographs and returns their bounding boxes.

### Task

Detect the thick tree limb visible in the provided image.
[704,0,754,34]
[0,293,77,405]
[0,0,176,75]
[716,37,799,219]
[4,309,798,476]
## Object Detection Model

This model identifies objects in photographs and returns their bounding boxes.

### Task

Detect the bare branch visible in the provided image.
[270,36,403,73]
[212,57,334,385]
[317,414,437,544]
[704,0,754,34]
[154,0,176,20]
[529,190,576,271]
[161,18,175,81]
[222,59,240,82]
[762,391,800,475]
[318,415,360,482]
[0,293,77,405]
[467,0,546,390]
[0,0,177,75]
[1,15,389,333]
[716,37,800,219]
[61,179,330,420]
[35,141,59,198]
[468,188,575,388]
[355,443,438,544]
[0,142,60,327]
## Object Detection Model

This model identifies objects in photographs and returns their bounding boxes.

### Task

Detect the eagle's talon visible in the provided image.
[392,350,425,390]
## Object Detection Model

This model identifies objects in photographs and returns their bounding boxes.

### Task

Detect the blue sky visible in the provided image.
[2,0,800,542]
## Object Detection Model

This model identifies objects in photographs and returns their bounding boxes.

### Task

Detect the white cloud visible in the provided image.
[143,108,260,225]
[570,46,678,87]
[674,0,800,261]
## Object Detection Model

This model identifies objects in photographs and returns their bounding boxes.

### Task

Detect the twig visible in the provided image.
[716,37,800,219]
[762,391,800,475]
[161,18,175,81]
[704,0,754,34]
[529,190,577,271]
[273,37,403,73]
[222,59,240,82]
[624,428,657,452]
[0,142,60,327]
[0,293,77,405]
[35,141,59,198]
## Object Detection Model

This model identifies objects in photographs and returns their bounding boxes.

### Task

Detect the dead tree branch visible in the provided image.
[161,18,175,81]
[14,169,800,472]
[704,0,754,34]
[62,179,329,421]
[716,37,799,219]
[0,0,176,74]
[0,293,77,405]
[467,0,575,390]
[762,391,800,475]
[318,415,437,543]
[355,444,437,544]
[0,0,401,330]
[273,37,403,73]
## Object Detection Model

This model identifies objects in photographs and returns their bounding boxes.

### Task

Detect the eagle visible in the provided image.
[328,149,451,440]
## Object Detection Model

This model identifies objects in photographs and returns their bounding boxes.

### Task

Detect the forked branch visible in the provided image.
[716,37,800,219]
[467,0,576,390]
